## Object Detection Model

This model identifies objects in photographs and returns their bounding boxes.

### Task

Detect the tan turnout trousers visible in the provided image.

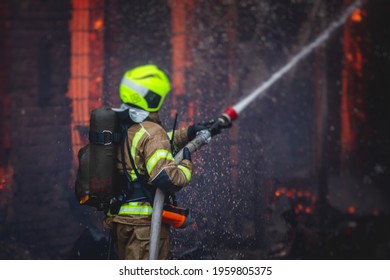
[105,213,171,260]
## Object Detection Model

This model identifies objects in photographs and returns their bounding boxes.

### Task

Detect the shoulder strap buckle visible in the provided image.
[89,130,122,145]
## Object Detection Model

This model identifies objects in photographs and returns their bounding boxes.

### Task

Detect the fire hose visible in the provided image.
[149,106,238,260]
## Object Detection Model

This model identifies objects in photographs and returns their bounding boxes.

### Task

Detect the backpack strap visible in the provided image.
[89,130,122,145]
[120,124,135,196]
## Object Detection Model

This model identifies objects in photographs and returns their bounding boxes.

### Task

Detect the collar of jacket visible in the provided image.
[147,113,162,125]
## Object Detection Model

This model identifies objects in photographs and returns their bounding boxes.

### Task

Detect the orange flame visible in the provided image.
[93,18,104,30]
[351,9,362,22]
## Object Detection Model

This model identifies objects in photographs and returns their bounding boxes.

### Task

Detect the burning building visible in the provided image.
[0,0,390,259]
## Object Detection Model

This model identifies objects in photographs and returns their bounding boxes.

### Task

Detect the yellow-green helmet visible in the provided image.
[119,64,171,112]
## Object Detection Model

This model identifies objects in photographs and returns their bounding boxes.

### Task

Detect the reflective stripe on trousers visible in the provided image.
[118,201,153,215]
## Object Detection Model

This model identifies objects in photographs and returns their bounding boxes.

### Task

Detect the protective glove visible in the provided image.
[182,147,191,162]
[187,124,208,141]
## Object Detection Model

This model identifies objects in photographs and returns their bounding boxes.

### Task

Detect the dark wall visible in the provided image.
[0,0,12,166]
[0,0,80,259]
[366,0,390,197]
[103,0,172,109]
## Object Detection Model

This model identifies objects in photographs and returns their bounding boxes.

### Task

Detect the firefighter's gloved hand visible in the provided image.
[182,147,191,161]
[187,124,208,141]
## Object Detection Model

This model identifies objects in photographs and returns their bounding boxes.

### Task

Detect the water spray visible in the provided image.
[232,0,362,117]
[149,0,362,259]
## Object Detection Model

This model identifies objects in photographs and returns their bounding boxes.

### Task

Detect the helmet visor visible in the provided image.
[144,90,162,110]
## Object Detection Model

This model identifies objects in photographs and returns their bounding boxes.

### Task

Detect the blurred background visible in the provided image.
[1,0,390,259]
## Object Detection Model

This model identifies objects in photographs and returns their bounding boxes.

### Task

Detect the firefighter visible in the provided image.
[104,64,205,260]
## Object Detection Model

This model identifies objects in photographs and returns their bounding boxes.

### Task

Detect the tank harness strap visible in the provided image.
[120,125,135,196]
[89,130,122,145]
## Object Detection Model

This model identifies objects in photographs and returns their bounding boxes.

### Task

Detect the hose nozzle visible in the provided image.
[208,106,237,136]
[223,106,238,122]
